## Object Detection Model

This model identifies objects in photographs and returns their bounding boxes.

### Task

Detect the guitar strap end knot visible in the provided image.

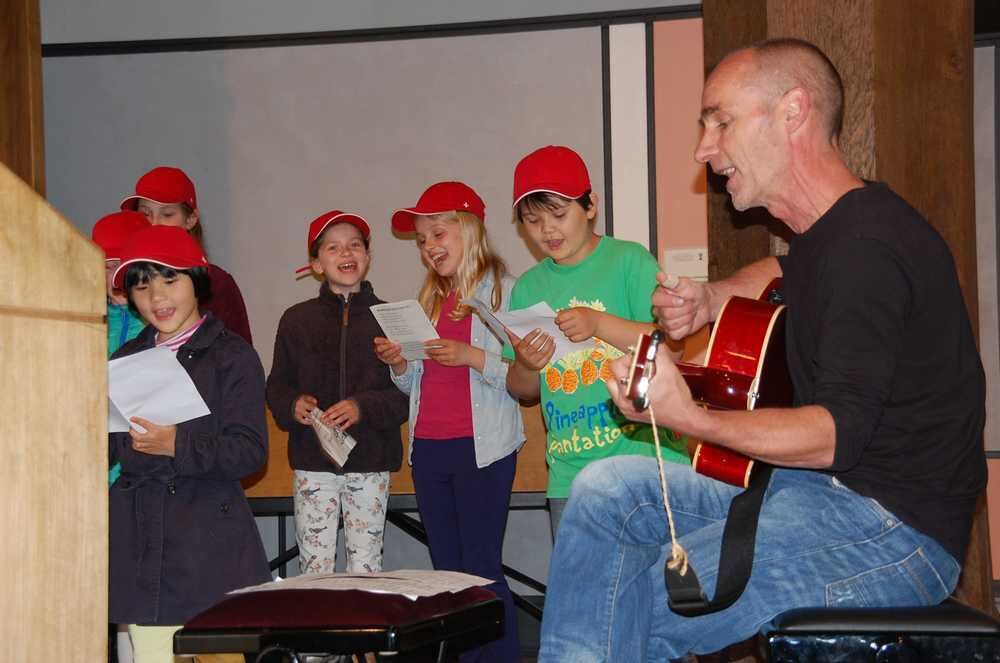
[667,542,690,576]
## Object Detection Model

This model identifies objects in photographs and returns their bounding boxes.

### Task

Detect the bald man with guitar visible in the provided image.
[537,38,986,662]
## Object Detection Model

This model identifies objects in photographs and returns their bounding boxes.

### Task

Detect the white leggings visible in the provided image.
[293,470,390,574]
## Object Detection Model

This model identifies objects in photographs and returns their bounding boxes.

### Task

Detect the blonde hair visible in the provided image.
[416,211,507,324]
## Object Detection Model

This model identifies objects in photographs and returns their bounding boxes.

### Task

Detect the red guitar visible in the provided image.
[626,278,792,487]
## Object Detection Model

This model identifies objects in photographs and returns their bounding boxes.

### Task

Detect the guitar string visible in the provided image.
[649,393,690,576]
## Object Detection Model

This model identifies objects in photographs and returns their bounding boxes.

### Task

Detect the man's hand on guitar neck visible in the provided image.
[606,340,837,469]
[607,341,706,432]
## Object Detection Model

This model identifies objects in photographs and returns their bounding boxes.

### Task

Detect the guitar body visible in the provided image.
[686,278,791,487]
[625,278,792,487]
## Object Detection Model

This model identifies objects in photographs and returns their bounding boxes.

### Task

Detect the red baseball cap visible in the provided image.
[91,210,151,261]
[120,166,198,211]
[512,145,591,207]
[112,225,209,289]
[295,210,371,273]
[391,181,485,233]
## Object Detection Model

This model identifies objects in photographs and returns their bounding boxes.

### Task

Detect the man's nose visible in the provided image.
[694,129,716,164]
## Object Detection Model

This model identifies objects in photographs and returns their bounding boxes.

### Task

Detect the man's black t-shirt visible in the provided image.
[777,182,986,562]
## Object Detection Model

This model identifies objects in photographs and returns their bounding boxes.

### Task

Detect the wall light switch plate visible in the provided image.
[661,247,708,282]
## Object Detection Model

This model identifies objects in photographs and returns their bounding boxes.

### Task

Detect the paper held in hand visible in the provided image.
[370,299,441,361]
[107,346,211,433]
[493,301,592,362]
[309,408,357,468]
[460,297,510,343]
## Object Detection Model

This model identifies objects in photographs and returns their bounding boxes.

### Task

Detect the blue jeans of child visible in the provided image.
[538,456,960,662]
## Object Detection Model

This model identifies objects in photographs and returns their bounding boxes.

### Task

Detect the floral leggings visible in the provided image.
[293,469,390,574]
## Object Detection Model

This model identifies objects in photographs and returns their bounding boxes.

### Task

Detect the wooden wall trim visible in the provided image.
[1,0,45,195]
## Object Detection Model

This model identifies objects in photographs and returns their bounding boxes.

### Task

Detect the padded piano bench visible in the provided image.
[174,586,502,662]
[766,600,1000,662]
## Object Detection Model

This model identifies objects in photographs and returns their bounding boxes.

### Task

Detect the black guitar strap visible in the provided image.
[663,464,773,617]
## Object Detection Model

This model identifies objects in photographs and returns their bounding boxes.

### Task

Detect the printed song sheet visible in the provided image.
[108,347,211,433]
[370,300,441,360]
[231,569,493,601]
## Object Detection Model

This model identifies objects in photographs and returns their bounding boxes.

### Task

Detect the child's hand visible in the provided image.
[424,339,476,367]
[507,328,556,372]
[555,307,601,343]
[321,398,360,430]
[294,394,318,425]
[129,417,177,457]
[374,337,407,374]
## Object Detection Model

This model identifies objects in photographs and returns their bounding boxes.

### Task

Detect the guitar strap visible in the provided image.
[663,463,773,617]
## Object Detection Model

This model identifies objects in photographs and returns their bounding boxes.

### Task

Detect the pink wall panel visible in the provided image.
[653,18,708,262]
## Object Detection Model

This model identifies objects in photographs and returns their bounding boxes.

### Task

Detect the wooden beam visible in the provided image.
[0,0,45,195]
[701,0,773,281]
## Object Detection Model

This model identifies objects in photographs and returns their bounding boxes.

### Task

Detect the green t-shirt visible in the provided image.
[506,236,689,497]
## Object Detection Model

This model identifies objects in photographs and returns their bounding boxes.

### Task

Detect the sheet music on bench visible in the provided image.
[229,569,493,601]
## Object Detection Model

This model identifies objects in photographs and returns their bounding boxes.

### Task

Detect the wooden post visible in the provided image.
[0,0,45,194]
[0,162,107,660]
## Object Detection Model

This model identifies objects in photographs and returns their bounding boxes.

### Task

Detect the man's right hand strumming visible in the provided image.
[653,273,712,341]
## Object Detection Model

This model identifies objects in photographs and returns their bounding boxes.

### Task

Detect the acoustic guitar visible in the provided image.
[626,278,792,487]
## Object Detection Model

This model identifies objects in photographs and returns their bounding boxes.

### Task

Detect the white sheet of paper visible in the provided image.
[107,347,211,432]
[230,569,493,601]
[460,297,509,344]
[108,399,130,433]
[495,301,592,362]
[370,300,440,361]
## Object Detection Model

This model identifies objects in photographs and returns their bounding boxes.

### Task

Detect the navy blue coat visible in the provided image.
[109,314,271,625]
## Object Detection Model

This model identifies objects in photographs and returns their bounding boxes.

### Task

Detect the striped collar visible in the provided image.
[155,314,208,352]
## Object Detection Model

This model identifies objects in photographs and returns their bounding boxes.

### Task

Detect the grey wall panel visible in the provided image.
[40,0,696,44]
[975,45,999,453]
[43,28,605,371]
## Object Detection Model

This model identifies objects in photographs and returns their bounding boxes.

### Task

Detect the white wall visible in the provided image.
[40,0,698,44]
[44,29,606,372]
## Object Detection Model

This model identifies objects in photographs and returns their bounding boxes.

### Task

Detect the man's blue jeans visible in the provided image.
[538,456,960,662]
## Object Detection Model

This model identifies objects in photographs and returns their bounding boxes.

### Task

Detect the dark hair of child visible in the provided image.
[123,262,212,308]
[514,189,594,223]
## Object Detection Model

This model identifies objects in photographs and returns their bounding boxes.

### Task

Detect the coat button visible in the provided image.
[221,503,230,513]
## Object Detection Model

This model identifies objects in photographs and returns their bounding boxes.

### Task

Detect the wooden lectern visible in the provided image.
[0,163,108,659]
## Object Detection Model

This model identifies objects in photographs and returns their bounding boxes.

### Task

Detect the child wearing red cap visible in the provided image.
[108,225,270,663]
[121,166,254,345]
[92,210,152,359]
[93,210,152,663]
[266,211,408,576]
[504,145,688,538]
[93,210,151,491]
[375,182,525,663]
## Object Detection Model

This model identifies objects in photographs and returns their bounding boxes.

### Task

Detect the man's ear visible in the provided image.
[782,87,809,134]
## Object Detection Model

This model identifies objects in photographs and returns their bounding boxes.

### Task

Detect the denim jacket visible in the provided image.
[391,272,525,468]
